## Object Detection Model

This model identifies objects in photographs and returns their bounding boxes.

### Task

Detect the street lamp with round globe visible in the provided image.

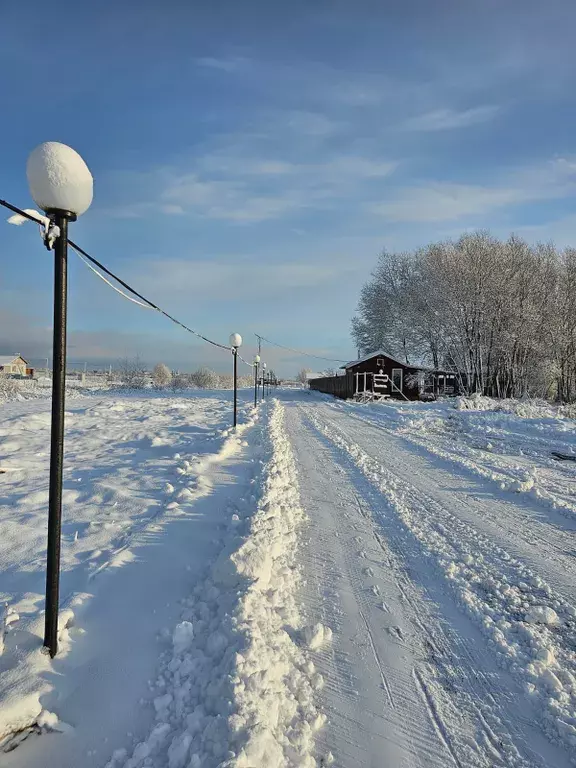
[27,141,93,658]
[229,333,242,427]
[27,141,93,217]
[253,355,261,406]
[229,333,242,349]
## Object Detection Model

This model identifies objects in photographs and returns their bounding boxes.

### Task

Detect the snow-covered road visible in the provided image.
[286,393,576,767]
[1,389,575,767]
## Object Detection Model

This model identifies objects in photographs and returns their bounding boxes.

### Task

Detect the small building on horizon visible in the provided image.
[0,354,31,377]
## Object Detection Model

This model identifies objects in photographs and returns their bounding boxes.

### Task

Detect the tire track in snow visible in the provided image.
[352,489,516,768]
[289,403,513,767]
[329,404,576,611]
[412,666,463,768]
[307,403,576,764]
[358,608,396,709]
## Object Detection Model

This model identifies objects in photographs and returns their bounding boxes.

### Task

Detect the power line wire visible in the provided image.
[1,198,232,353]
[70,241,232,351]
[2,198,341,370]
[70,244,154,309]
[255,334,349,364]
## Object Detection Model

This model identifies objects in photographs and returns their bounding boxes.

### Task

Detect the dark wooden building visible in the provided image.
[309,350,461,401]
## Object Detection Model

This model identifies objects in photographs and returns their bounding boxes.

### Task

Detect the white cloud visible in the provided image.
[136,259,357,300]
[206,195,301,222]
[402,105,499,131]
[195,56,247,73]
[373,158,576,223]
[250,160,295,175]
[330,84,384,106]
[286,111,343,136]
[318,156,397,179]
[108,146,398,224]
[373,183,525,222]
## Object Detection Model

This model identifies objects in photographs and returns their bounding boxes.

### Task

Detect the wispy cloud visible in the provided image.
[286,110,344,137]
[372,158,576,223]
[107,146,398,224]
[402,105,499,131]
[136,259,356,299]
[195,56,248,73]
[373,182,526,222]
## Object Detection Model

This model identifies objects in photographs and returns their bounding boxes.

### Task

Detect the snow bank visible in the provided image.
[107,401,322,768]
[0,378,95,405]
[455,393,576,420]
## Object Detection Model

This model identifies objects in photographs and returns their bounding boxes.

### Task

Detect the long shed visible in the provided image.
[309,350,460,401]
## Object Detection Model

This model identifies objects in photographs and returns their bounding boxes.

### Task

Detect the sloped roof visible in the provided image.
[341,349,411,370]
[0,354,27,367]
[341,350,456,374]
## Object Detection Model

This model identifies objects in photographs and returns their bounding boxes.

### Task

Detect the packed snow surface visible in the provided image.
[1,388,576,767]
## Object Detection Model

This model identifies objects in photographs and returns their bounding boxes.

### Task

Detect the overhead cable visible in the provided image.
[255,333,349,364]
[1,198,231,352]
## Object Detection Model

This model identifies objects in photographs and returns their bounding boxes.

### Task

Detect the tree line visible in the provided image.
[117,356,261,391]
[352,231,576,401]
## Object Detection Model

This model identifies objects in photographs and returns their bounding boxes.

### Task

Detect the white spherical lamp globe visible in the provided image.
[262,362,267,369]
[27,142,93,216]
[229,333,242,349]
[254,354,260,364]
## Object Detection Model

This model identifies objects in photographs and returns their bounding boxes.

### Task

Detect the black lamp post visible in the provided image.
[253,354,260,406]
[261,362,267,400]
[229,333,242,427]
[27,141,93,658]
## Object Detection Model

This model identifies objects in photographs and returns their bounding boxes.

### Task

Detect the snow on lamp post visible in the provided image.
[253,354,260,407]
[229,333,242,427]
[27,141,93,658]
[261,362,267,400]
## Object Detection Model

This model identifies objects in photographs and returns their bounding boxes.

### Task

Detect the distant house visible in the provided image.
[309,350,461,401]
[0,354,30,377]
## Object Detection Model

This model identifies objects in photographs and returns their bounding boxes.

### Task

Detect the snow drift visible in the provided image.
[106,401,322,768]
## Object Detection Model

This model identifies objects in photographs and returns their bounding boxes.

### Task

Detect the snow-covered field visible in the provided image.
[1,388,576,766]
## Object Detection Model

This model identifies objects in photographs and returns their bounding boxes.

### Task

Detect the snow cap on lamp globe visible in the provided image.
[254,354,261,363]
[27,142,93,216]
[229,333,242,348]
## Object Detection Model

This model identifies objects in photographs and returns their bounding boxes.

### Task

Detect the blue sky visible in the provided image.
[2,0,576,374]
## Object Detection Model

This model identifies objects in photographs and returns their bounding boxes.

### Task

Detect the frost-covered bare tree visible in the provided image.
[351,250,420,364]
[190,367,219,389]
[296,368,311,384]
[118,355,147,388]
[217,373,233,389]
[152,363,172,389]
[352,231,576,401]
[171,373,189,391]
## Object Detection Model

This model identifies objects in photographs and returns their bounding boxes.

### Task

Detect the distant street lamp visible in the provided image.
[253,354,260,407]
[229,333,242,427]
[27,141,93,658]
[261,362,267,400]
